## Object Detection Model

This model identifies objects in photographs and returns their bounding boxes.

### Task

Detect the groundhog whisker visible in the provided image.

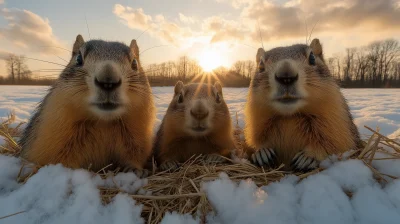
[139,45,174,56]
[245,39,362,172]
[20,35,156,174]
[24,57,68,68]
[39,45,73,53]
[127,86,151,94]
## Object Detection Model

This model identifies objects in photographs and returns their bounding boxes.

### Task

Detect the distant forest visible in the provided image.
[1,39,399,88]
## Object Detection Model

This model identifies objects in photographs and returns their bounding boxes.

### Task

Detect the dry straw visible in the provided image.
[0,112,399,223]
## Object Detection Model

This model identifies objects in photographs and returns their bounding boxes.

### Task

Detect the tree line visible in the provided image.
[327,39,400,88]
[1,39,399,87]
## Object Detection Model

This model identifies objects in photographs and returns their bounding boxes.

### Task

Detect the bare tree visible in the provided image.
[6,54,31,84]
[245,60,255,79]
[233,61,245,77]
[177,56,189,81]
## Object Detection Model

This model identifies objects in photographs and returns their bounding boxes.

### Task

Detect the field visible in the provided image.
[0,86,399,223]
[1,86,399,138]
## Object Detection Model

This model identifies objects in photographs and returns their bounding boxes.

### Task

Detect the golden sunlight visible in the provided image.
[198,49,222,72]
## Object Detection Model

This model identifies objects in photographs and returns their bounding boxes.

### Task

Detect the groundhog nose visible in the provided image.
[275,72,299,86]
[190,109,209,120]
[94,77,122,92]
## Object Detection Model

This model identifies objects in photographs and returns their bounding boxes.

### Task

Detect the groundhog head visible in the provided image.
[60,34,146,120]
[164,81,230,137]
[251,38,335,115]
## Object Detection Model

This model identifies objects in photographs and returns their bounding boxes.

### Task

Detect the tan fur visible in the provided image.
[245,39,360,168]
[20,35,155,172]
[245,83,355,165]
[155,82,235,164]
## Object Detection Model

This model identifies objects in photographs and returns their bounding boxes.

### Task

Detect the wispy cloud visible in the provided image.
[0,8,65,55]
[113,4,196,45]
[0,50,11,60]
[215,0,253,9]
[202,16,249,43]
[242,0,400,42]
[179,13,196,24]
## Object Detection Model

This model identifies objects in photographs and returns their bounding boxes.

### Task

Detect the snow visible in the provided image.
[0,136,5,146]
[0,86,399,223]
[0,156,146,224]
[1,86,399,138]
[203,160,400,224]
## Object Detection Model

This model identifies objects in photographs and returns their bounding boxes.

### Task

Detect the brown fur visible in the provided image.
[245,39,362,168]
[19,35,155,172]
[154,82,236,164]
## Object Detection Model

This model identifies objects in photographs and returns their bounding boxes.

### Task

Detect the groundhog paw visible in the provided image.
[251,148,277,168]
[204,154,226,164]
[159,160,180,171]
[290,151,319,172]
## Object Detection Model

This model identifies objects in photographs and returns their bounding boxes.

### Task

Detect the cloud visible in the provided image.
[211,0,400,47]
[179,13,196,24]
[0,50,11,60]
[215,0,254,8]
[0,0,4,4]
[113,4,196,45]
[0,8,64,55]
[113,0,400,57]
[242,0,400,42]
[113,4,154,31]
[202,16,249,43]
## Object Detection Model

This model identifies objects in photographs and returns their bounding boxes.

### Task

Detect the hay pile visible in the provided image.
[1,114,399,223]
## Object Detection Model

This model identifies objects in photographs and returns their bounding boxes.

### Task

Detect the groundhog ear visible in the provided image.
[256,48,265,65]
[174,81,184,95]
[310,38,323,56]
[130,39,140,59]
[72,34,85,55]
[214,82,222,94]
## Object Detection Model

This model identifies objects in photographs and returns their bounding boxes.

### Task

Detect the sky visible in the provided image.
[0,0,400,78]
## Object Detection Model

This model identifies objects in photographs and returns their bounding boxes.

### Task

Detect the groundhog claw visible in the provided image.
[159,160,179,171]
[251,148,277,167]
[204,154,226,164]
[291,151,319,172]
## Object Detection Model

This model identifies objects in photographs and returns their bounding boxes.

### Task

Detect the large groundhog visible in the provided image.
[153,81,236,171]
[19,35,155,176]
[244,38,362,172]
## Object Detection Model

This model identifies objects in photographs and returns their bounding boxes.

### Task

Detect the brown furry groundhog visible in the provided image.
[244,38,362,172]
[19,34,155,176]
[153,81,236,171]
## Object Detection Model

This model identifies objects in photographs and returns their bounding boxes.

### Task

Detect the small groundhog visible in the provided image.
[244,38,362,172]
[153,81,236,171]
[19,34,155,176]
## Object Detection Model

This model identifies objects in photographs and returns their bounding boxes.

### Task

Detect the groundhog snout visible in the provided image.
[94,64,122,92]
[275,61,298,86]
[190,102,209,121]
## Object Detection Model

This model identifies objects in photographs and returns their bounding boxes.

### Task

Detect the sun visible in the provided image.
[198,49,222,72]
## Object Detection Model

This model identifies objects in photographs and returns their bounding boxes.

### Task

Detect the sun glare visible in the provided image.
[198,50,222,72]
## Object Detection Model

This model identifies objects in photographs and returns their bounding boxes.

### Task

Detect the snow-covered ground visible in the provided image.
[1,86,399,138]
[0,85,400,224]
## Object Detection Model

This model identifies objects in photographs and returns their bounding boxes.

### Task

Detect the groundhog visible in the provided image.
[153,81,236,171]
[244,38,362,172]
[19,34,155,176]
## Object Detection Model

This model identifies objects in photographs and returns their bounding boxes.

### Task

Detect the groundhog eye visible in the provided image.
[131,59,138,71]
[216,93,221,103]
[178,94,183,103]
[76,52,83,66]
[309,51,316,66]
[258,60,265,73]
